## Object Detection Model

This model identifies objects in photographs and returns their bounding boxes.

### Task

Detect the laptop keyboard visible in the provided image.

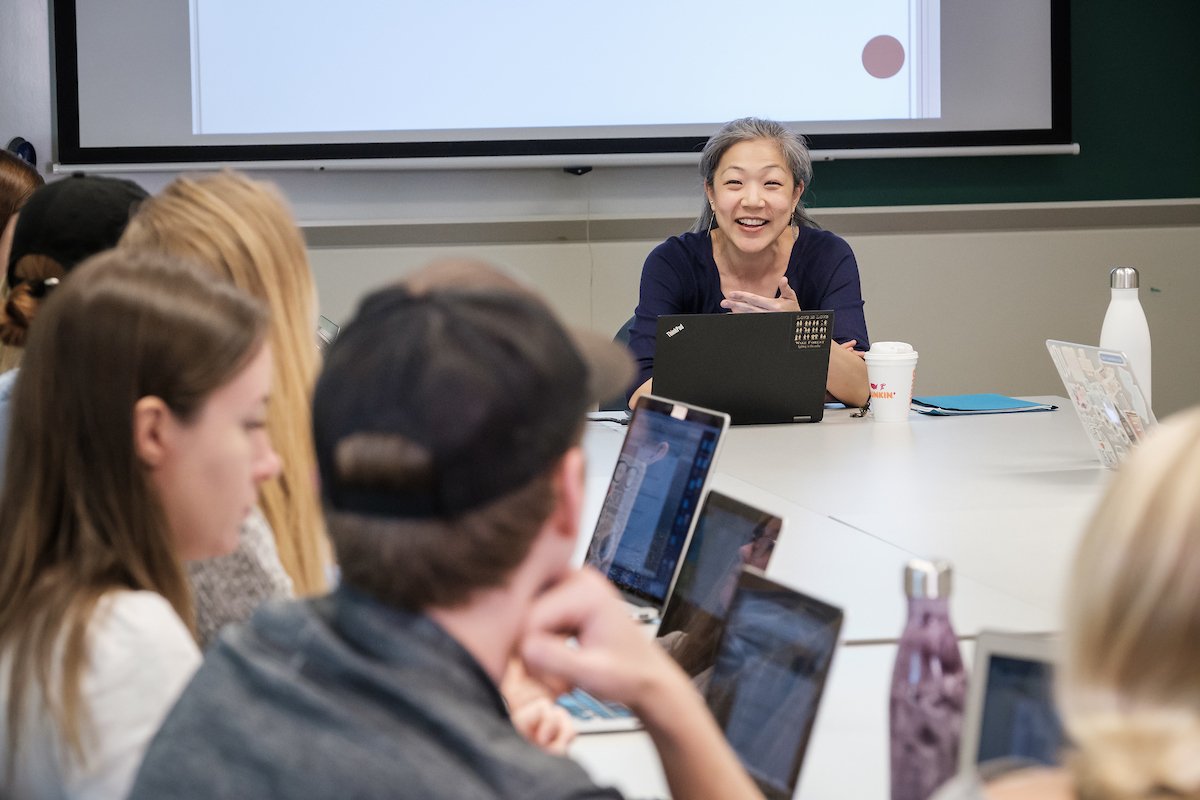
[558,689,634,721]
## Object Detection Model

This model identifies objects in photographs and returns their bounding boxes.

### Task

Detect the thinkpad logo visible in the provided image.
[666,324,684,337]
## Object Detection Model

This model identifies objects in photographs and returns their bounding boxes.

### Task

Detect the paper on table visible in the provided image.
[911,394,1057,416]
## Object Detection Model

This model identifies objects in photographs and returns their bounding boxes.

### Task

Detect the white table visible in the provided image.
[570,399,1107,799]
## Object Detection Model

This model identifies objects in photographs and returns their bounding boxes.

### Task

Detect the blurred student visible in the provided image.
[121,173,327,646]
[0,251,280,798]
[0,151,44,374]
[128,263,769,800]
[0,150,43,287]
[934,407,1200,800]
[0,174,148,450]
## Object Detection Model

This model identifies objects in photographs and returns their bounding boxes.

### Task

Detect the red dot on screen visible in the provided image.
[862,35,905,79]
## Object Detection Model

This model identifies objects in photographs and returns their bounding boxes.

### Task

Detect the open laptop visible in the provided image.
[1046,340,1155,469]
[959,631,1065,773]
[657,491,783,681]
[706,568,843,800]
[565,491,783,733]
[654,310,834,425]
[584,394,730,621]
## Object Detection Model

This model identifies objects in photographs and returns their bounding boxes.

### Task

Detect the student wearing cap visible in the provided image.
[0,174,150,483]
[128,263,769,800]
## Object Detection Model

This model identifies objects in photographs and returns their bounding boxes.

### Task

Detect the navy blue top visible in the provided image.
[627,228,870,396]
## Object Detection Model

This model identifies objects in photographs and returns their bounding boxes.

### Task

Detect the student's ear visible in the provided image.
[548,446,586,543]
[133,396,173,469]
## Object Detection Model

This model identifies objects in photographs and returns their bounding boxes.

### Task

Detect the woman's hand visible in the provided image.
[720,276,800,314]
[827,339,869,407]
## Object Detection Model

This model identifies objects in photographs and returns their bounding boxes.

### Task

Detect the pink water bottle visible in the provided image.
[890,559,967,800]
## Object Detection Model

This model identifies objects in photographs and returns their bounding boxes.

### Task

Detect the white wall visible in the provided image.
[309,222,1200,417]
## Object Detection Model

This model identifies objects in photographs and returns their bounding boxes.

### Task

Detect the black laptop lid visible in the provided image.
[584,395,729,608]
[654,310,833,425]
[706,568,843,800]
[657,491,782,678]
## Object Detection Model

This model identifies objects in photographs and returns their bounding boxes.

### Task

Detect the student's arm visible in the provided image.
[522,570,766,800]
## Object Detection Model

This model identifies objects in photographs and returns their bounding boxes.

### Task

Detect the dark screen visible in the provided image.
[976,654,1064,766]
[706,579,841,800]
[657,494,781,678]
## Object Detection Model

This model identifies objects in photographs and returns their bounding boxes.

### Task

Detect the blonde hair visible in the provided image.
[120,172,328,595]
[1061,406,1200,800]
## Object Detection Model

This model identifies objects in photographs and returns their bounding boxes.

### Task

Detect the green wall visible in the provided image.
[805,2,1200,208]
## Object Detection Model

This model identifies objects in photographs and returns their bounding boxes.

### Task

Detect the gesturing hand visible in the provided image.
[720,276,800,314]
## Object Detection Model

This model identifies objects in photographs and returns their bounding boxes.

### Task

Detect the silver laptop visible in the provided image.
[959,631,1064,774]
[1046,339,1155,469]
[564,490,782,734]
[584,394,730,620]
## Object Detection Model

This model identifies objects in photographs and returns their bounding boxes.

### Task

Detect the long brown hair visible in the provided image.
[0,250,268,769]
[120,172,328,594]
[0,152,41,228]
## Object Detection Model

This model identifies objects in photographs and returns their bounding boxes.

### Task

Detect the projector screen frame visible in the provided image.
[51,0,1072,168]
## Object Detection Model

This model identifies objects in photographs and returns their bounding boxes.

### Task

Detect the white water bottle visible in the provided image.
[1099,267,1152,409]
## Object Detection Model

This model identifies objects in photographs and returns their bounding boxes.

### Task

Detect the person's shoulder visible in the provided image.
[0,368,18,399]
[91,590,200,674]
[798,225,854,258]
[648,231,708,265]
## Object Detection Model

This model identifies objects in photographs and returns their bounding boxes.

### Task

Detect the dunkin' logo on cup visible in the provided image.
[870,382,896,400]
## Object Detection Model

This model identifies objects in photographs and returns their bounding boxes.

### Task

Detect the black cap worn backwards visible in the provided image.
[313,264,634,520]
[8,173,148,287]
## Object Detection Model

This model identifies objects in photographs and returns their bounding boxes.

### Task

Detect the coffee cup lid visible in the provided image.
[865,341,918,360]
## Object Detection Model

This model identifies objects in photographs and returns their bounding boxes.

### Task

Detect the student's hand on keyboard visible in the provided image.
[520,568,687,713]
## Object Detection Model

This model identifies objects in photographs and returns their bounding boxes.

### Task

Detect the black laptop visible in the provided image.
[654,310,834,424]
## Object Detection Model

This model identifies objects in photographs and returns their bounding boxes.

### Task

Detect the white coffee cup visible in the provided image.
[864,342,918,423]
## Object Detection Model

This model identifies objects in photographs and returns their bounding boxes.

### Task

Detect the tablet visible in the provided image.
[707,568,843,800]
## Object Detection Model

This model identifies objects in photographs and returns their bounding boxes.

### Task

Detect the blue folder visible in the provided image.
[911,394,1057,416]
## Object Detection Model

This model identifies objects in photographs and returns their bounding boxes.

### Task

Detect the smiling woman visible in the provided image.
[625,117,870,409]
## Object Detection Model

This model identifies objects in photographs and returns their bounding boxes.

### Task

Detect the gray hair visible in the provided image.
[690,118,816,234]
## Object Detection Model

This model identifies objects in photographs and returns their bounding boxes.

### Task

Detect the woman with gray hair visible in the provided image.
[626,117,869,408]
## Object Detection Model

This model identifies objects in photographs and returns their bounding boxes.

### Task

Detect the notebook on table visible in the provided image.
[959,631,1065,773]
[584,394,729,621]
[1046,340,1155,469]
[654,310,834,425]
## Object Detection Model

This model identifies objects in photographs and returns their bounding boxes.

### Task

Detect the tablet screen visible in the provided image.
[976,655,1064,766]
[706,570,842,800]
[658,492,782,678]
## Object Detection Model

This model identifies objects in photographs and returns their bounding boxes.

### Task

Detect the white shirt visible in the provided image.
[0,590,201,800]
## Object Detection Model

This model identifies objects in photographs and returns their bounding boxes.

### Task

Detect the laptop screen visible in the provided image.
[706,569,842,800]
[585,396,727,607]
[976,654,1064,766]
[658,491,782,678]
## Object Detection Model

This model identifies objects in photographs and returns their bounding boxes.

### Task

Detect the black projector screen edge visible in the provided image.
[52,0,1072,168]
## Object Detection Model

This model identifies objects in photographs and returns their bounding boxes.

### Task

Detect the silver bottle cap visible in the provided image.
[904,559,953,599]
[1111,267,1139,289]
